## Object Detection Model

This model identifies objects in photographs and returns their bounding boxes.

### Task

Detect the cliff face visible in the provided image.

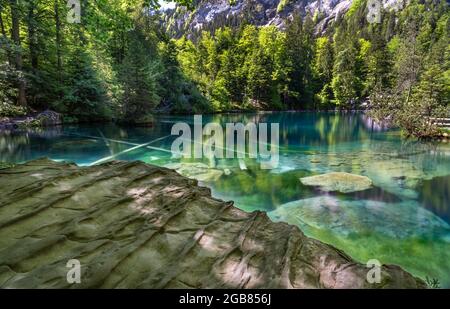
[161,0,354,38]
[0,159,425,288]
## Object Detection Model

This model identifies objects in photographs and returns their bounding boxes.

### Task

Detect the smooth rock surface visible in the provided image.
[164,162,224,182]
[300,172,373,193]
[0,159,425,288]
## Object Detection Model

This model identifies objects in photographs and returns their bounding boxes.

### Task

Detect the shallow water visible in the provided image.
[1,112,449,287]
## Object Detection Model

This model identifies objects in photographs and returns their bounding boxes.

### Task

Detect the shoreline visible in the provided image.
[0,109,368,129]
[2,109,448,142]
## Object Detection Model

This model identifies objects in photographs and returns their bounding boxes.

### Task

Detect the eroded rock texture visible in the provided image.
[0,159,425,288]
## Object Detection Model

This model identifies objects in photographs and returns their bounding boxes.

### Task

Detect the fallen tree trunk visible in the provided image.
[0,159,426,288]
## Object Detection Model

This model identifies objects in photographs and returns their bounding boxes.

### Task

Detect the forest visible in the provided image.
[0,0,449,135]
[0,0,450,290]
[0,0,207,124]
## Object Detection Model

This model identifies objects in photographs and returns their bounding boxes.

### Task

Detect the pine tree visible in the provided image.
[120,29,160,121]
[331,29,362,108]
[313,36,334,107]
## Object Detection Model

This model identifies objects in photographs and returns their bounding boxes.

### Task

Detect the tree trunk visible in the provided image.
[0,6,8,41]
[0,6,12,65]
[9,0,27,107]
[54,0,62,77]
[27,0,38,71]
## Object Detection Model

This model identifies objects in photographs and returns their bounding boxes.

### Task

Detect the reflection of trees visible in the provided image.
[0,126,67,163]
[244,112,372,149]
[0,130,31,163]
[193,112,374,151]
[419,176,450,223]
[360,114,390,132]
[313,113,370,146]
[28,126,63,139]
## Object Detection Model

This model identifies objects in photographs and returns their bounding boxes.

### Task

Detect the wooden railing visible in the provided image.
[428,117,450,128]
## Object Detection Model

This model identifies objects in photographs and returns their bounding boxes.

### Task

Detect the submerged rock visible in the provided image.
[300,172,373,193]
[0,159,425,288]
[164,162,224,182]
[268,196,450,239]
[268,196,450,287]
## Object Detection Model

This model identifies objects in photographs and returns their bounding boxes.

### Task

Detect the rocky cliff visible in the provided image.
[0,159,425,288]
[161,0,354,38]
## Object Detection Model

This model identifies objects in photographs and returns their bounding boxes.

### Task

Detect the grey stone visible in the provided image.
[36,110,62,126]
[300,172,373,193]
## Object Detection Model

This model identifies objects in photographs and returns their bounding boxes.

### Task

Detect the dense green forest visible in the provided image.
[0,0,449,135]
[0,0,207,123]
[175,1,449,115]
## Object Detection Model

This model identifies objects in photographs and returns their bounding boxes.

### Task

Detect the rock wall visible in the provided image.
[161,0,354,38]
[0,159,425,288]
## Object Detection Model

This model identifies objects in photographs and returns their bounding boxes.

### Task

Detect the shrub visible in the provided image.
[0,102,27,118]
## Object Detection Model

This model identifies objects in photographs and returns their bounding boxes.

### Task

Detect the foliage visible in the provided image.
[176,17,317,111]
[313,37,334,107]
[367,0,449,138]
[425,276,441,289]
[0,0,448,138]
[0,0,204,121]
[0,102,27,117]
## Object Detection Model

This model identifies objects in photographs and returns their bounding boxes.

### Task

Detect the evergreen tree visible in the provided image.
[284,13,314,109]
[313,36,334,107]
[61,47,109,120]
[120,29,160,121]
[331,28,362,108]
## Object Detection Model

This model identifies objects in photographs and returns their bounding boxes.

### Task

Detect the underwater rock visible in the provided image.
[280,147,450,200]
[164,162,224,182]
[268,196,450,239]
[0,159,425,288]
[268,196,450,286]
[300,172,373,193]
[363,156,450,200]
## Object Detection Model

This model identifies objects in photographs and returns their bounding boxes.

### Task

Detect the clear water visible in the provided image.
[1,112,449,287]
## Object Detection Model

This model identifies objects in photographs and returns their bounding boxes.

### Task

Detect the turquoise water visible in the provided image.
[1,112,449,287]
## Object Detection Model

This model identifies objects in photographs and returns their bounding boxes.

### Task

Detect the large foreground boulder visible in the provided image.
[0,159,425,288]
